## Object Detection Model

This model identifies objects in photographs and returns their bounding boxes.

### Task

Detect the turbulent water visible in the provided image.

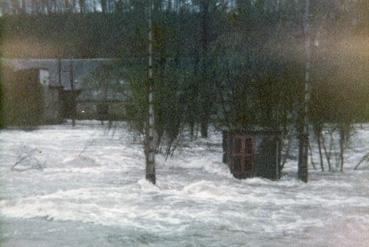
[0,121,369,246]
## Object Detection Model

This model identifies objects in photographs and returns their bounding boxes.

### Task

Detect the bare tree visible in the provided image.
[145,0,156,184]
[100,0,107,13]
[298,0,311,182]
[79,0,86,13]
[199,0,211,138]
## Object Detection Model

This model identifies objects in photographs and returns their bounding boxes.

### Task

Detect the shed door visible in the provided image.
[231,135,255,178]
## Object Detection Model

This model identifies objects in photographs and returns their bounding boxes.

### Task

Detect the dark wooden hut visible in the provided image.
[223,129,281,180]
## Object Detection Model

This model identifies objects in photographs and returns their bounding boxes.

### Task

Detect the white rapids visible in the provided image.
[0,121,369,246]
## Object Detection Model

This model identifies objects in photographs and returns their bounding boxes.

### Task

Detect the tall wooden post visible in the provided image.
[146,0,156,184]
[298,0,311,183]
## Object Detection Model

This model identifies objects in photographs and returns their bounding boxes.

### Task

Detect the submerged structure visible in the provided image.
[223,130,281,180]
[2,58,124,125]
[2,67,63,126]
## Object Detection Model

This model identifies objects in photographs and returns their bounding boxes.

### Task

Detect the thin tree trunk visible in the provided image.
[200,118,209,138]
[321,133,332,171]
[298,0,311,183]
[100,80,109,125]
[101,0,107,13]
[167,0,172,11]
[215,78,231,129]
[309,142,316,170]
[280,135,291,171]
[317,129,325,171]
[79,0,86,13]
[354,153,369,170]
[145,0,156,184]
[189,120,195,140]
[339,127,345,172]
[189,50,200,141]
[200,0,210,139]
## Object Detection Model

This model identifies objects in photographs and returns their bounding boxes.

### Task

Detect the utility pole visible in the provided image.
[146,0,156,184]
[298,0,311,183]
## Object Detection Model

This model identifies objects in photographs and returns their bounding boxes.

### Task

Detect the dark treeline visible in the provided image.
[2,0,369,176]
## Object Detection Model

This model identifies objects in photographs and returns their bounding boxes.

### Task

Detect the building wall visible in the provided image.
[76,101,128,120]
[42,85,63,123]
[2,67,63,126]
[2,68,44,126]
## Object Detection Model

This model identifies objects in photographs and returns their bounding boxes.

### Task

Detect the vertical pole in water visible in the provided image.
[146,0,156,184]
[299,0,311,183]
[58,58,62,86]
[57,57,62,121]
[69,60,76,127]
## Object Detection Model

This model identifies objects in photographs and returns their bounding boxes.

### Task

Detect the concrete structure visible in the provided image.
[2,68,48,126]
[2,58,116,123]
[3,58,112,90]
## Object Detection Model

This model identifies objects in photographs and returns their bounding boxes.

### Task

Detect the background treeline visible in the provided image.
[2,0,369,171]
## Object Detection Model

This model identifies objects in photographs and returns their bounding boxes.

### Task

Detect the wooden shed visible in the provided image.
[223,129,281,180]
